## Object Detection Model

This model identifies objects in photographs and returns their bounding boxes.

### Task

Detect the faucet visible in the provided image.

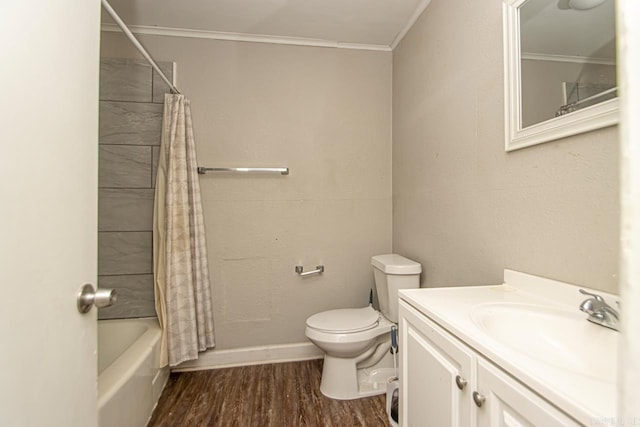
[578,289,619,331]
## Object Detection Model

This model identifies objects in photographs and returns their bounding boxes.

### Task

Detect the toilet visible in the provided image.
[305,254,421,400]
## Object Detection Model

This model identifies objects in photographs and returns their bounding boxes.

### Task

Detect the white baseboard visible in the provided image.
[172,342,323,372]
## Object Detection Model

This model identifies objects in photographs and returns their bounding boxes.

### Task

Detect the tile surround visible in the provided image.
[152,62,174,104]
[98,189,154,232]
[98,274,156,319]
[99,145,152,188]
[100,58,153,103]
[98,231,153,276]
[98,58,173,319]
[99,101,163,146]
[152,146,160,188]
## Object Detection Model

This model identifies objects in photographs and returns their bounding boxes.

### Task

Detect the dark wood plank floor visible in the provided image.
[147,359,390,427]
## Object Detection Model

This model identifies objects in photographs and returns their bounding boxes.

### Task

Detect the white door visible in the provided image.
[617,0,640,422]
[399,301,475,427]
[475,359,580,427]
[0,1,101,426]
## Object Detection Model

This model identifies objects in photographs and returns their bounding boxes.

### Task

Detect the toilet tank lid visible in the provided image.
[371,254,422,275]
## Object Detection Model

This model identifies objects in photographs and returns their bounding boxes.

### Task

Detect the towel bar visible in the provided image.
[295,265,324,277]
[197,167,289,175]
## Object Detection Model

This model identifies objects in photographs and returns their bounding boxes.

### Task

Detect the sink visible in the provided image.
[470,302,617,383]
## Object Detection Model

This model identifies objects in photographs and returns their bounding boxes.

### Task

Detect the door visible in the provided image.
[0,0,101,426]
[399,300,475,427]
[618,0,640,422]
[475,359,580,427]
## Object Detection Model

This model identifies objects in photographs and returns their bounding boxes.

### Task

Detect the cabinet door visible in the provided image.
[399,301,476,427]
[475,358,580,427]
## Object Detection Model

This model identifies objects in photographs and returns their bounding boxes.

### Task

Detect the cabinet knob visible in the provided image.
[455,375,467,390]
[472,391,486,408]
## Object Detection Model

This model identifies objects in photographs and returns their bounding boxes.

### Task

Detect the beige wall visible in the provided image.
[392,0,619,292]
[101,33,392,349]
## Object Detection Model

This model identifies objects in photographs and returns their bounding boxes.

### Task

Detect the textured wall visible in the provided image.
[392,0,619,293]
[98,58,172,319]
[101,34,392,348]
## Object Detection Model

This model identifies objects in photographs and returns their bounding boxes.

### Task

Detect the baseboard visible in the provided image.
[172,342,323,372]
[148,367,170,425]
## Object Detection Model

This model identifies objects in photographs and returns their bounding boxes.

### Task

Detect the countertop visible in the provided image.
[399,269,618,426]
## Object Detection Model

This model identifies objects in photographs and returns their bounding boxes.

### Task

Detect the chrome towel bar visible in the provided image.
[197,167,289,175]
[295,265,324,277]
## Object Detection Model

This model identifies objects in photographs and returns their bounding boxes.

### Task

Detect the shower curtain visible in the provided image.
[153,93,215,367]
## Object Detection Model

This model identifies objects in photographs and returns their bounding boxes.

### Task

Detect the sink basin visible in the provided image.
[470,302,617,383]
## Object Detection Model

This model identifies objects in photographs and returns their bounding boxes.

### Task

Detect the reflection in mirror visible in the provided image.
[520,0,616,127]
[503,0,618,151]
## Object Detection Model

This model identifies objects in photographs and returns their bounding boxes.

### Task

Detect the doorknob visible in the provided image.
[77,284,117,314]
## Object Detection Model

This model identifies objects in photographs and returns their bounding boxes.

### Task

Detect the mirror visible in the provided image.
[503,0,618,151]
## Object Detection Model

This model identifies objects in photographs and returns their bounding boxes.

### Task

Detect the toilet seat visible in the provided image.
[305,314,393,348]
[306,306,379,333]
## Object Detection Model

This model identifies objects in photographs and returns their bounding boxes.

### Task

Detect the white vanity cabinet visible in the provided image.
[399,300,580,427]
[399,299,475,427]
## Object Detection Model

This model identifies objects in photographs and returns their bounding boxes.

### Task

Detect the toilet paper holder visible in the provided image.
[295,265,324,277]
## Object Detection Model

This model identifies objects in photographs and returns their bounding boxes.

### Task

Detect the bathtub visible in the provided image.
[98,318,169,427]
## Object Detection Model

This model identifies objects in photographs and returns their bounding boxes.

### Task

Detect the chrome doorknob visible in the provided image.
[77,284,117,314]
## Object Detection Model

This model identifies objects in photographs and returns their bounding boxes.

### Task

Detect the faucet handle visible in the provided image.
[579,289,605,302]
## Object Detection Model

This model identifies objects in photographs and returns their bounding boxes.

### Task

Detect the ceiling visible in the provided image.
[102,0,616,55]
[520,0,615,60]
[102,0,431,50]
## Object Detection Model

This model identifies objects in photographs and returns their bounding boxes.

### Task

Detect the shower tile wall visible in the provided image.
[98,58,173,320]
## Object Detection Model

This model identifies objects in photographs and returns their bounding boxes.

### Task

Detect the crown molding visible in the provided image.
[521,52,616,66]
[390,0,433,50]
[101,23,391,52]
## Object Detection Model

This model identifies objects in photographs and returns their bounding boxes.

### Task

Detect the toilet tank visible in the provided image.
[371,254,421,323]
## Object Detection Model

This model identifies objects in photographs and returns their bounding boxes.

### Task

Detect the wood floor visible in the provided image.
[147,359,391,427]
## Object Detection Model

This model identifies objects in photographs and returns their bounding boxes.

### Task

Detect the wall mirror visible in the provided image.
[503,0,618,151]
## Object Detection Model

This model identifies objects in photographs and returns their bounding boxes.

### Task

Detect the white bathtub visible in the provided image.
[98,318,169,427]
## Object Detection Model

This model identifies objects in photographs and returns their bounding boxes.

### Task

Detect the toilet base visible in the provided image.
[358,366,396,397]
[319,351,395,400]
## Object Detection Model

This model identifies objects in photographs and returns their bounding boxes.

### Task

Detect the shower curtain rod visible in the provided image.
[101,0,180,94]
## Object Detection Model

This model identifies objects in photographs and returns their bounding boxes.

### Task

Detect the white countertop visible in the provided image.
[399,269,618,426]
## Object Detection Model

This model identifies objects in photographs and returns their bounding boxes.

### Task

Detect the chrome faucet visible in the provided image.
[578,289,619,331]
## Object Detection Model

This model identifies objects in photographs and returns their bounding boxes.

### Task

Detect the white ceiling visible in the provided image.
[102,0,431,49]
[520,0,616,60]
[102,0,615,55]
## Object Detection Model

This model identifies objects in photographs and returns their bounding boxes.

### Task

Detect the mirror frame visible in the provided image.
[503,0,619,152]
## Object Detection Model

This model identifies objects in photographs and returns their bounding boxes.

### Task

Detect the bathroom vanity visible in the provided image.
[398,270,618,427]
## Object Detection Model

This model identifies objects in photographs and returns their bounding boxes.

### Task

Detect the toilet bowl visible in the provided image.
[305,254,421,400]
[305,306,389,357]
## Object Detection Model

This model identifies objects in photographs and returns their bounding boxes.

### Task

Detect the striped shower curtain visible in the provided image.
[153,93,215,367]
